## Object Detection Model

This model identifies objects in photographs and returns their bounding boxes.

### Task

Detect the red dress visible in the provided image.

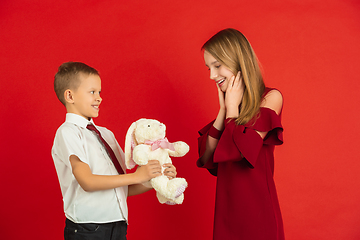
[197,88,285,240]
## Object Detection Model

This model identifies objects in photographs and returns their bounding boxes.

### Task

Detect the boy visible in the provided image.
[51,62,176,240]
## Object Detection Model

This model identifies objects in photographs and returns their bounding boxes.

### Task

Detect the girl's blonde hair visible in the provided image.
[202,28,265,125]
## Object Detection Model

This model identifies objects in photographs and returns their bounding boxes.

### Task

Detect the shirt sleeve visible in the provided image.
[53,125,88,168]
[197,120,219,176]
[214,107,283,168]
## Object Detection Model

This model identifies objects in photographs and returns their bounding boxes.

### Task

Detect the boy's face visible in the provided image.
[68,74,102,120]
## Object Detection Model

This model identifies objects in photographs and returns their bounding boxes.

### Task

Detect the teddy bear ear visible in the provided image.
[124,121,138,169]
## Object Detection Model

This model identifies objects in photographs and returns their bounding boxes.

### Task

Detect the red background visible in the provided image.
[1,0,360,239]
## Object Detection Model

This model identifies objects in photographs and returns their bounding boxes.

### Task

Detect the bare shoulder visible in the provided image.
[260,89,283,115]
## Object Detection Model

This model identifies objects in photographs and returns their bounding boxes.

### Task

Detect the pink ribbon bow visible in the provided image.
[145,138,175,151]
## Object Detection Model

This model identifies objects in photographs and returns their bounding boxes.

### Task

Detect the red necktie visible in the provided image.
[87,124,124,174]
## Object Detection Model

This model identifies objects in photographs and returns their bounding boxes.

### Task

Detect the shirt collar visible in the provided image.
[65,113,95,129]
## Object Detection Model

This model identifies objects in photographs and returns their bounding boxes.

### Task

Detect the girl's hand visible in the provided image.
[213,84,226,131]
[163,163,177,179]
[225,71,244,118]
[217,84,226,110]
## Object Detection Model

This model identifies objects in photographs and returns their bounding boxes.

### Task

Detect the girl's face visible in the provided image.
[204,50,235,92]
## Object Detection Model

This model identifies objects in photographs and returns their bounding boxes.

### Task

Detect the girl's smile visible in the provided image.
[204,50,235,92]
[216,78,226,86]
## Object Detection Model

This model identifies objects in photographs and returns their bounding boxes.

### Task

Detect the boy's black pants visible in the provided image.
[64,218,127,240]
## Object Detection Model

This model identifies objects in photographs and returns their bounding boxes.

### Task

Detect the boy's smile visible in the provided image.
[67,73,102,120]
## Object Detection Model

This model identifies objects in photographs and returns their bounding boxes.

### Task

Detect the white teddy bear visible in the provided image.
[124,118,189,205]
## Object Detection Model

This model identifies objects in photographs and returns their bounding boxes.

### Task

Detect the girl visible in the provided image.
[197,28,285,240]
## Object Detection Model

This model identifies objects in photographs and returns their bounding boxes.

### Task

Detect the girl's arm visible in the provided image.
[213,89,283,167]
[199,72,243,166]
[257,89,283,138]
[198,85,226,166]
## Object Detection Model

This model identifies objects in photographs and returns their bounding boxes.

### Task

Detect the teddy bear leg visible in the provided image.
[172,193,184,204]
[151,176,188,200]
[167,177,188,199]
[156,192,176,205]
[175,184,186,198]
[150,175,170,198]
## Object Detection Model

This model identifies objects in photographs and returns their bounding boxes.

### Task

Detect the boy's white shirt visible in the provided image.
[52,113,128,223]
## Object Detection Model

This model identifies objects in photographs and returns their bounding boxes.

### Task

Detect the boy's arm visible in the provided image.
[70,155,162,192]
[128,163,178,196]
[128,184,152,196]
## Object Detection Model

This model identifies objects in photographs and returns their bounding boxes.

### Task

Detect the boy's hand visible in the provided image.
[134,160,162,183]
[163,163,177,179]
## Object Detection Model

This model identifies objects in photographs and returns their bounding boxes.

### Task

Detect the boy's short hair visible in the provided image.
[54,62,99,106]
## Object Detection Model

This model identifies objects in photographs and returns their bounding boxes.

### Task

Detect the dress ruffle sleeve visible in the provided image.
[197,120,219,176]
[245,107,283,146]
[214,107,283,168]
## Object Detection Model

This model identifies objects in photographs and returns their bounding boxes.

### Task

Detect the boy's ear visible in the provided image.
[64,89,75,104]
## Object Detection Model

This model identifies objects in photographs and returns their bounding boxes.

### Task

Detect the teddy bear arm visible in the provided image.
[133,144,151,165]
[168,141,190,157]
